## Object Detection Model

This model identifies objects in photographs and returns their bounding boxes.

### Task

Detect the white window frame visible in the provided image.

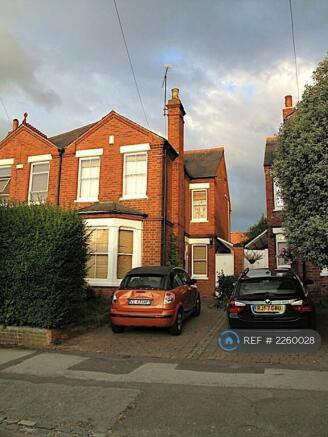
[86,227,109,280]
[117,227,134,279]
[191,244,208,279]
[76,156,101,202]
[0,165,12,201]
[85,218,143,287]
[28,161,50,204]
[191,188,208,222]
[121,151,148,200]
[273,181,284,211]
[275,233,291,269]
[320,268,328,277]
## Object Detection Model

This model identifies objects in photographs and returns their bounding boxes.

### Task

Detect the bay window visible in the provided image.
[117,229,134,279]
[87,228,109,279]
[85,218,142,286]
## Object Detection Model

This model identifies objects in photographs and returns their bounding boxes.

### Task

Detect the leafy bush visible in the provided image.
[217,270,237,299]
[0,203,88,329]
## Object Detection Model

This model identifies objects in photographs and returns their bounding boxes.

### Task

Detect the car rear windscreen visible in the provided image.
[237,277,302,297]
[120,275,165,290]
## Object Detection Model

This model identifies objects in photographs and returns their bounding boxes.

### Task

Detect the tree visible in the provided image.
[273,56,328,269]
[245,214,267,243]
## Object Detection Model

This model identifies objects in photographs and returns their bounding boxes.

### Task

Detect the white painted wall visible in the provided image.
[244,249,268,270]
[215,253,234,283]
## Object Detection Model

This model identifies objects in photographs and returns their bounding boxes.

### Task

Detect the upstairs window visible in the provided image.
[0,166,11,202]
[78,157,100,201]
[192,189,207,221]
[29,162,50,203]
[117,229,134,279]
[274,181,284,210]
[123,152,147,198]
[87,228,109,279]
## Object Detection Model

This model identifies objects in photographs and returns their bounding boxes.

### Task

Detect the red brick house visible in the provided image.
[264,95,328,294]
[0,89,231,297]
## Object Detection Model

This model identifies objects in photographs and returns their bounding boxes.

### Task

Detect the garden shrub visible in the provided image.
[217,270,237,299]
[0,203,88,329]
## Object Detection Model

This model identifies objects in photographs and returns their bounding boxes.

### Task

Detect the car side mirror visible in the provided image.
[304,279,314,286]
[189,278,197,285]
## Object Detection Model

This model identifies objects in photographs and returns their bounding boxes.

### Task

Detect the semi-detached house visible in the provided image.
[0,89,231,297]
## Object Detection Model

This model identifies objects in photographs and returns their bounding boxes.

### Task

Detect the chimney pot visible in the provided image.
[172,88,179,99]
[285,95,293,108]
[12,119,19,131]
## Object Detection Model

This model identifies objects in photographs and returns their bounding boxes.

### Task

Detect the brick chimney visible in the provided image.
[166,88,186,259]
[167,88,185,155]
[283,95,295,120]
[12,119,19,131]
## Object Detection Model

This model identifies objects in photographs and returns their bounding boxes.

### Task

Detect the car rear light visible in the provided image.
[291,300,312,313]
[228,299,246,314]
[164,292,175,304]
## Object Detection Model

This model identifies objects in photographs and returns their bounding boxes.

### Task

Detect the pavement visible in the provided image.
[1,347,328,436]
[1,301,328,436]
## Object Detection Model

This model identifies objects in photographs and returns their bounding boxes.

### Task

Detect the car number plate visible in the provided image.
[254,304,285,313]
[128,299,152,305]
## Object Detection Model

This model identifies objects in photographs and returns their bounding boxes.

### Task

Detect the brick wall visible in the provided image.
[0,325,50,348]
[0,126,60,203]
[233,246,244,276]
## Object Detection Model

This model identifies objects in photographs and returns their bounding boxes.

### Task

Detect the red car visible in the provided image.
[110,266,201,335]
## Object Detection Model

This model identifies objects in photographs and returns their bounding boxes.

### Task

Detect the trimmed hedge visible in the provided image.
[0,203,88,329]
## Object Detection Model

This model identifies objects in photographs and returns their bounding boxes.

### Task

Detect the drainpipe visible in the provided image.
[161,143,168,265]
[56,148,65,206]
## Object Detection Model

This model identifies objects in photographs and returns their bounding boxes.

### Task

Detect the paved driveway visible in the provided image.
[56,300,328,369]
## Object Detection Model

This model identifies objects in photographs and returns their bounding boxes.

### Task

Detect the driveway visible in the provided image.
[55,300,328,369]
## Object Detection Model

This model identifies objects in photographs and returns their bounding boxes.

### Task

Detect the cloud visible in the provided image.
[0,0,327,231]
[0,31,61,110]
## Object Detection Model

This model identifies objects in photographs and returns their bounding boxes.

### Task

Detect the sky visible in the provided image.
[0,0,327,231]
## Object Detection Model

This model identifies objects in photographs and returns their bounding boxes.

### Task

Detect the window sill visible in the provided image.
[192,275,208,280]
[86,278,121,287]
[191,219,208,223]
[120,195,148,201]
[276,265,291,269]
[273,207,283,212]
[75,198,99,203]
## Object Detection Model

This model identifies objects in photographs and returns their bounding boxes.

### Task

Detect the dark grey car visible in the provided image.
[227,268,316,329]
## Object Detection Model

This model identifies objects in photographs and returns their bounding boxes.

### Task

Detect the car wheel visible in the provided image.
[169,310,183,336]
[111,324,125,334]
[193,294,201,317]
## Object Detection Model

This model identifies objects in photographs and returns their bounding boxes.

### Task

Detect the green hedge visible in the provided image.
[0,203,88,329]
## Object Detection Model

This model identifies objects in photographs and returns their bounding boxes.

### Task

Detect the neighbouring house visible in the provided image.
[264,95,328,294]
[0,89,231,297]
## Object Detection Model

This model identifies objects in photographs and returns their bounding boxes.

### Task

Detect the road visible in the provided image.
[0,347,328,436]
